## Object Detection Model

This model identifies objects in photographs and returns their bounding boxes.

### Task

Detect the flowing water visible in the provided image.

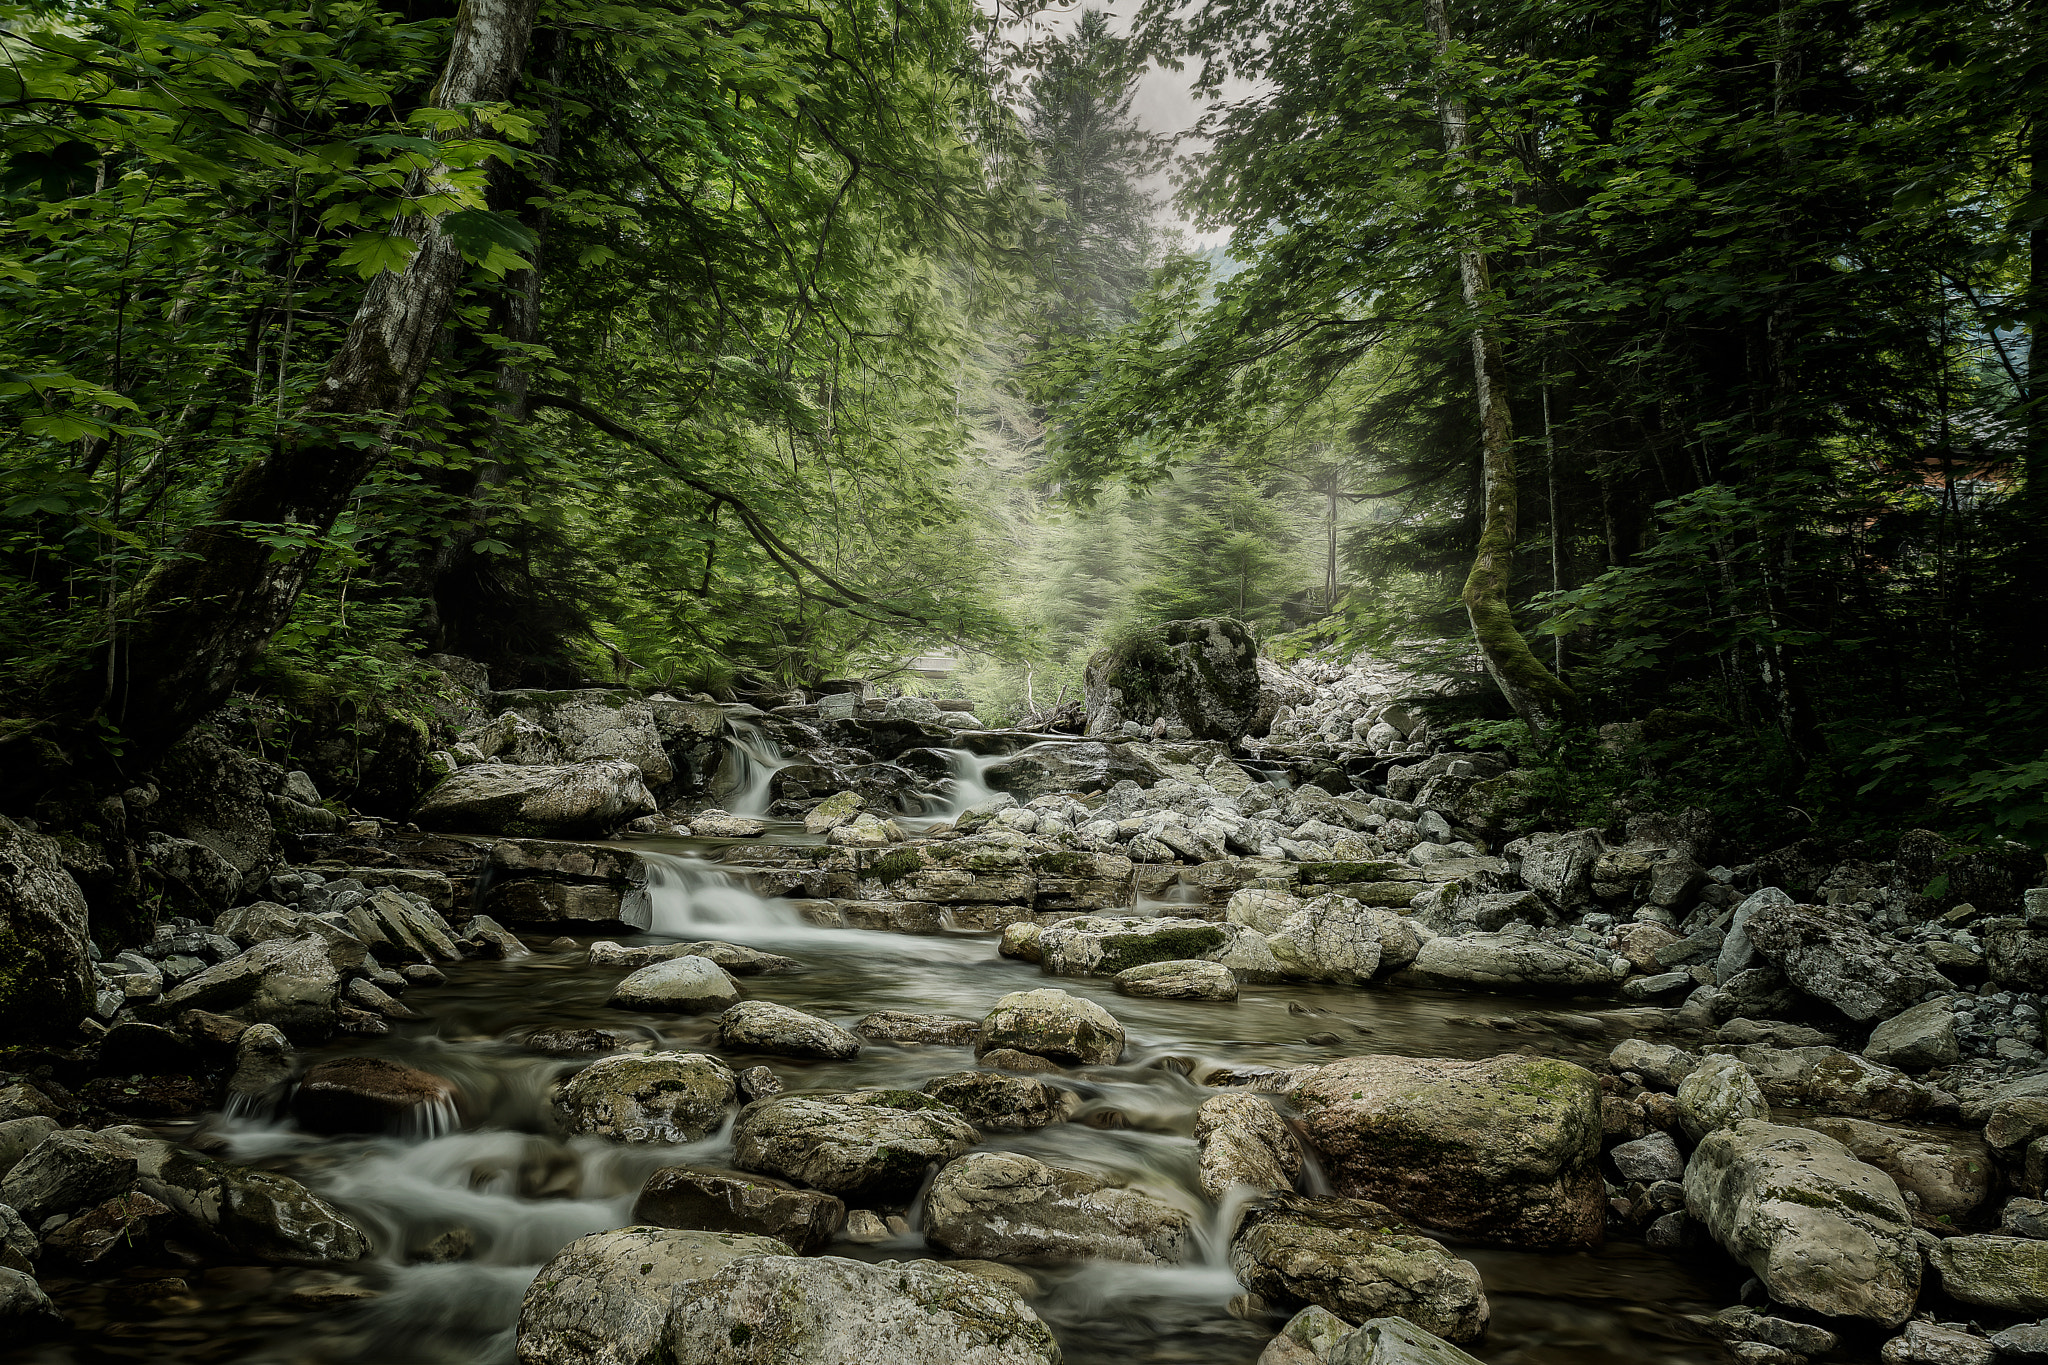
[16,842,1746,1365]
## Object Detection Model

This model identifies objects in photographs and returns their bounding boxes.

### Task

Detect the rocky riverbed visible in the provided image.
[2,639,2046,1365]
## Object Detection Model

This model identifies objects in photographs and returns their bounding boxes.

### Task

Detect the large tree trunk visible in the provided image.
[1425,0,1576,736]
[99,0,543,765]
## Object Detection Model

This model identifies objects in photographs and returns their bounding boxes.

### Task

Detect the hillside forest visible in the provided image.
[0,0,2043,858]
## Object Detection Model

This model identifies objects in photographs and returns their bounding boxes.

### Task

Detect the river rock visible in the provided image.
[1115,959,1238,1000]
[41,1190,179,1269]
[977,988,1125,1066]
[981,742,1166,800]
[632,1166,846,1254]
[1230,1192,1488,1343]
[1799,1116,1992,1223]
[1395,933,1623,994]
[136,1143,371,1264]
[1288,1053,1605,1249]
[152,932,351,1038]
[665,1254,1063,1364]
[1259,1305,1353,1365]
[1675,1055,1773,1143]
[1744,900,1952,1022]
[1864,1000,1960,1072]
[1268,895,1415,983]
[1230,889,1306,935]
[715,1002,861,1060]
[414,759,657,837]
[555,1052,737,1142]
[607,955,741,1012]
[227,1022,294,1107]
[922,1071,1076,1130]
[857,1011,981,1046]
[293,1056,461,1135]
[1711,1044,1950,1121]
[732,1092,979,1201]
[1000,921,1045,962]
[1683,1119,1919,1326]
[1084,617,1265,740]
[0,1265,61,1334]
[1880,1320,1995,1365]
[1611,1131,1685,1184]
[514,1225,793,1365]
[1328,1317,1490,1365]
[1037,915,1230,976]
[1609,1039,1696,1091]
[0,1118,58,1183]
[924,1151,1193,1264]
[0,1129,137,1222]
[1991,1323,2048,1364]
[1928,1234,2048,1313]
[1195,1093,1303,1199]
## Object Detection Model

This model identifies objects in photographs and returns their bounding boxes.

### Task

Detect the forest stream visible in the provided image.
[21,833,1743,1365]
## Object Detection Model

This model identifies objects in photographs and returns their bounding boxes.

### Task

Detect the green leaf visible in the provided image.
[336,231,420,278]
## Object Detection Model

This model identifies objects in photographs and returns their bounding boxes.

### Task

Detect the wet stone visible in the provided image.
[293,1056,462,1136]
[525,1026,653,1056]
[633,1165,847,1254]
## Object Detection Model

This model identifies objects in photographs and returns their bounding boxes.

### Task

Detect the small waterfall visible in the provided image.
[641,850,805,935]
[720,720,801,816]
[398,1095,464,1141]
[933,747,1005,816]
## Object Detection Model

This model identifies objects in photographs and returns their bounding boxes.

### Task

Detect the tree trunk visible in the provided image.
[98,0,543,765]
[1425,0,1575,735]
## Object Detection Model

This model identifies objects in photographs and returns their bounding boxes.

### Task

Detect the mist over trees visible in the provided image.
[1,0,2042,847]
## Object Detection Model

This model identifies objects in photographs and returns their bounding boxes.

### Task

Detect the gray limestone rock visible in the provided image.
[1744,900,1953,1022]
[977,989,1125,1067]
[715,1001,861,1060]
[414,760,657,837]
[1675,1054,1772,1144]
[732,1092,979,1202]
[514,1225,792,1365]
[1682,1119,1919,1326]
[1196,1093,1304,1200]
[923,1151,1193,1265]
[555,1052,737,1142]
[1864,999,1960,1072]
[1231,1192,1488,1343]
[921,1071,1077,1131]
[632,1166,845,1254]
[1928,1234,2048,1314]
[1396,933,1623,994]
[664,1254,1063,1364]
[606,955,741,1013]
[1115,958,1239,1000]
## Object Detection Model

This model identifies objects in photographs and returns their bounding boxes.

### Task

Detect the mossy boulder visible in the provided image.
[976,988,1126,1066]
[1036,914,1229,977]
[1683,1120,1920,1326]
[554,1052,738,1143]
[1288,1054,1606,1249]
[665,1255,1062,1365]
[1082,618,1266,741]
[731,1092,979,1202]
[1927,1234,2048,1313]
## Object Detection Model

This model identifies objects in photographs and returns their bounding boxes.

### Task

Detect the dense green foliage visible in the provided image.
[1,0,2041,848]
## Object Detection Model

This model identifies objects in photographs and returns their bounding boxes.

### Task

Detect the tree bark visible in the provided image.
[1425,0,1575,735]
[98,0,543,765]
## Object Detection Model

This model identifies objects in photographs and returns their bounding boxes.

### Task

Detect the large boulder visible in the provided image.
[1683,1120,1920,1326]
[134,1143,371,1264]
[1268,896,1421,983]
[732,1092,979,1202]
[1927,1234,2048,1313]
[0,816,92,1039]
[554,1053,737,1142]
[148,726,281,876]
[413,760,657,837]
[1744,901,1952,1022]
[1864,1000,1960,1072]
[632,1167,846,1254]
[923,1151,1193,1265]
[977,989,1125,1066]
[715,1002,861,1061]
[1037,915,1229,977]
[1083,618,1265,740]
[665,1255,1063,1365]
[1395,933,1623,994]
[489,689,673,783]
[151,933,354,1038]
[1288,1054,1605,1249]
[514,1225,793,1365]
[1231,1193,1489,1343]
[1,1129,138,1223]
[1196,1094,1303,1199]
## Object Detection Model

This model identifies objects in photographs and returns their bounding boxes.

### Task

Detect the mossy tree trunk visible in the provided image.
[98,0,543,766]
[1426,0,1576,737]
